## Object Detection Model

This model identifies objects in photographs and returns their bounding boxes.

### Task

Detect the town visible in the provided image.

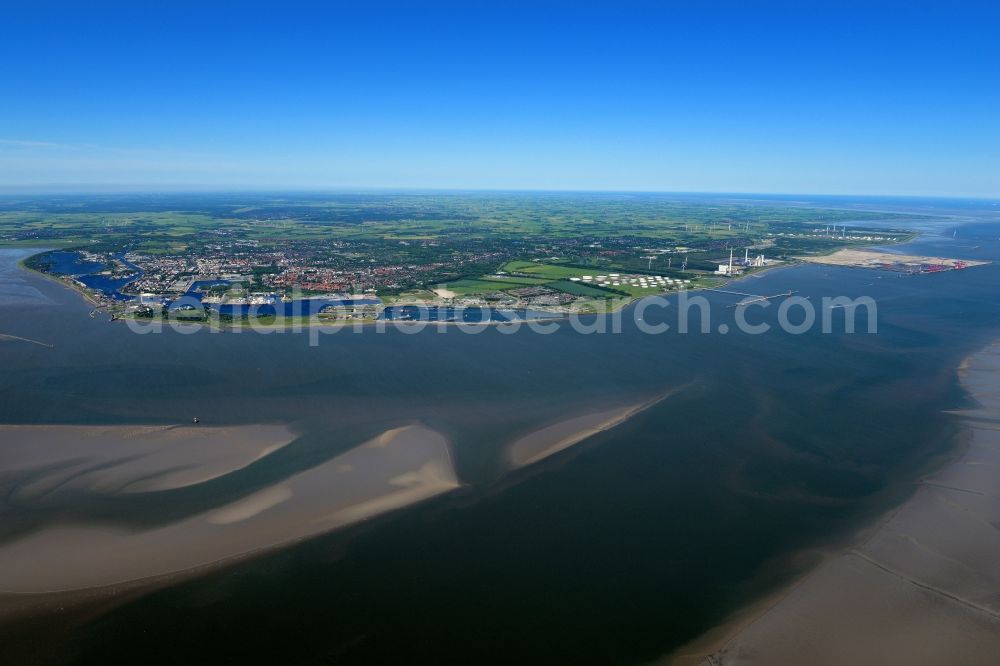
[7,192,920,320]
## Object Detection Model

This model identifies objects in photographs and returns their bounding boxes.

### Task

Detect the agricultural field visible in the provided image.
[0,192,917,248]
[548,280,619,298]
[1,192,919,312]
[501,261,597,279]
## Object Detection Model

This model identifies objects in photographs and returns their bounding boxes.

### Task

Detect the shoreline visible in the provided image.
[14,231,936,333]
[16,247,795,330]
[666,339,1000,665]
[16,251,105,309]
[3,214,930,332]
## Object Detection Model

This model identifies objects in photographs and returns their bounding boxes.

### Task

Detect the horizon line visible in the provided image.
[0,185,997,202]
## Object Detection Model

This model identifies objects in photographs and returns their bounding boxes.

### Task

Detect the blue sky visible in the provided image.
[2,0,998,196]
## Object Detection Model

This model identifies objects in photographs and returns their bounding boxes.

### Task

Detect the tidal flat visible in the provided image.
[685,341,1000,666]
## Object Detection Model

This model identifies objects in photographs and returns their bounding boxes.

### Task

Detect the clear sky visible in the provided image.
[2,0,998,197]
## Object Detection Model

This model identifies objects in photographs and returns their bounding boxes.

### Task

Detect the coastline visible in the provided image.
[15,228,939,332]
[666,340,1000,665]
[15,246,799,330]
[17,251,105,309]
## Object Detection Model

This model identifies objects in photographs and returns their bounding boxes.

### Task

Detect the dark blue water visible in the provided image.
[44,250,106,276]
[43,250,141,301]
[75,274,137,301]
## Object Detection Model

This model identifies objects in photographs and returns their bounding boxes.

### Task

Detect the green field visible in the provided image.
[0,193,917,251]
[442,279,514,296]
[1,192,917,305]
[501,261,600,279]
[548,279,620,298]
[481,275,552,285]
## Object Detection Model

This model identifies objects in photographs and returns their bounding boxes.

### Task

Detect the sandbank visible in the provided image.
[0,424,459,593]
[506,390,676,468]
[0,423,296,497]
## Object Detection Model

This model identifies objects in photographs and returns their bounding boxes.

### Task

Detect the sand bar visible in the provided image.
[506,390,675,468]
[0,423,296,497]
[0,424,459,593]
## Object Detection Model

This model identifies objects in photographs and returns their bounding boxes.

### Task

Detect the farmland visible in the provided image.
[2,191,918,314]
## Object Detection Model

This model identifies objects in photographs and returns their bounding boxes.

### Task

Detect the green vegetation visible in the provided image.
[501,261,597,279]
[442,279,511,296]
[1,192,918,313]
[0,192,916,250]
[548,280,619,298]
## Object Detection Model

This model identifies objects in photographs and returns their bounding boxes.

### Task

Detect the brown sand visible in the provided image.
[801,248,989,270]
[505,390,677,468]
[0,423,296,496]
[666,342,1000,665]
[0,425,459,593]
